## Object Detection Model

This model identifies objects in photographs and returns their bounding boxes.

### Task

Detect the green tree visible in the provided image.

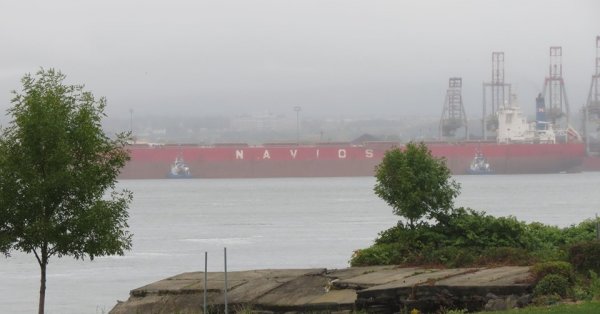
[374,142,460,228]
[0,69,132,314]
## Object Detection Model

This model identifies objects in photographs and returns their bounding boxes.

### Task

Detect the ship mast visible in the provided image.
[542,46,570,128]
[439,77,468,140]
[584,36,600,154]
[482,52,511,140]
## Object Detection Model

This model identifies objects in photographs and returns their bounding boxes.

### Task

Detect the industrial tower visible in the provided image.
[542,46,570,127]
[439,77,468,140]
[482,52,511,140]
[584,36,600,154]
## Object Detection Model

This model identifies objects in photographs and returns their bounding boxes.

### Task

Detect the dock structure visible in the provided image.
[109,266,533,313]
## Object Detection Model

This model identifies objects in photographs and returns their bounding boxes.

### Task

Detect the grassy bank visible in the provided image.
[473,301,600,314]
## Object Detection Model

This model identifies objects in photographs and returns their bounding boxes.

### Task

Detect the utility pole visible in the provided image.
[293,106,301,145]
[129,109,134,132]
[129,108,134,143]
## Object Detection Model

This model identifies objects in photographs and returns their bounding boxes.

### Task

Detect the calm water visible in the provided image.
[1,173,599,313]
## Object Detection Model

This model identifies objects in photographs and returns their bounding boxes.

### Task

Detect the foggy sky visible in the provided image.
[1,0,599,122]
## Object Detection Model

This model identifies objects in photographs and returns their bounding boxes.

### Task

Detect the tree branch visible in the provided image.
[33,248,42,267]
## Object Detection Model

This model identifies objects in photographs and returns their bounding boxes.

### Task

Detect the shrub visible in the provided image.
[562,219,598,244]
[533,274,570,297]
[476,247,536,266]
[589,270,600,300]
[531,261,574,283]
[375,222,408,244]
[350,243,405,266]
[568,240,600,274]
[442,208,527,249]
[523,222,564,251]
[570,270,600,301]
[352,203,599,269]
[429,247,477,268]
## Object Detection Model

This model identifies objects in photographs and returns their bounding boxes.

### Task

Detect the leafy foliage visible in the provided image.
[588,271,600,300]
[442,207,526,249]
[351,206,599,268]
[533,274,570,297]
[475,247,535,267]
[351,243,405,267]
[374,142,460,228]
[0,69,132,313]
[531,261,574,283]
[569,240,600,274]
[351,208,537,267]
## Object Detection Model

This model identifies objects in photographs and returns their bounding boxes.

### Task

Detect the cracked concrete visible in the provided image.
[109,266,533,313]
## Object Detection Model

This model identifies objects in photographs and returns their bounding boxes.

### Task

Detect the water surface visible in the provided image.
[0,173,598,313]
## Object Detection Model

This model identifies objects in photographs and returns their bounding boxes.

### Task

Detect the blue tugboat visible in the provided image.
[466,150,493,175]
[167,156,193,178]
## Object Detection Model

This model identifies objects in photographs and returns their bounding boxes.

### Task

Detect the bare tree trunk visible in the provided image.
[38,264,46,314]
[38,247,47,314]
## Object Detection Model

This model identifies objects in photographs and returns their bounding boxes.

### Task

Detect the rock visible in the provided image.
[330,310,352,314]
[505,295,518,309]
[485,292,499,300]
[484,298,506,311]
[517,294,532,307]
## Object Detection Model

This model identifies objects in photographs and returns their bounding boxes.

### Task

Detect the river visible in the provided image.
[0,173,599,313]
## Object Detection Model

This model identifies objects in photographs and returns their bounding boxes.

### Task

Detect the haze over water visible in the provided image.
[0,173,598,313]
[2,1,599,122]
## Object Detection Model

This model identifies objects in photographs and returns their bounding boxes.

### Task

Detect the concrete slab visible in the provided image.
[131,268,325,296]
[327,265,399,281]
[255,274,330,306]
[335,267,422,289]
[436,266,531,286]
[111,266,535,314]
[309,289,357,305]
[360,268,479,292]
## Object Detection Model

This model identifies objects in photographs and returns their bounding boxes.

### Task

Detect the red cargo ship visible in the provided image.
[118,140,584,179]
[119,102,585,179]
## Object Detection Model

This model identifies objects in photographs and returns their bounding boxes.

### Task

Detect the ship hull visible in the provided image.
[118,142,585,179]
[583,155,600,172]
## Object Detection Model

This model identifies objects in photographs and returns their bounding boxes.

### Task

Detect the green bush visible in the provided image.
[428,247,477,268]
[569,270,600,301]
[568,240,600,274]
[476,247,536,266]
[351,205,600,269]
[589,270,600,300]
[531,261,574,283]
[375,222,408,244]
[350,243,405,267]
[533,274,570,297]
[522,220,597,262]
[523,223,564,251]
[562,219,598,244]
[442,208,527,249]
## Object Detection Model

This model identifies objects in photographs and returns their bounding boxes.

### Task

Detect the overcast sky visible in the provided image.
[1,0,599,121]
